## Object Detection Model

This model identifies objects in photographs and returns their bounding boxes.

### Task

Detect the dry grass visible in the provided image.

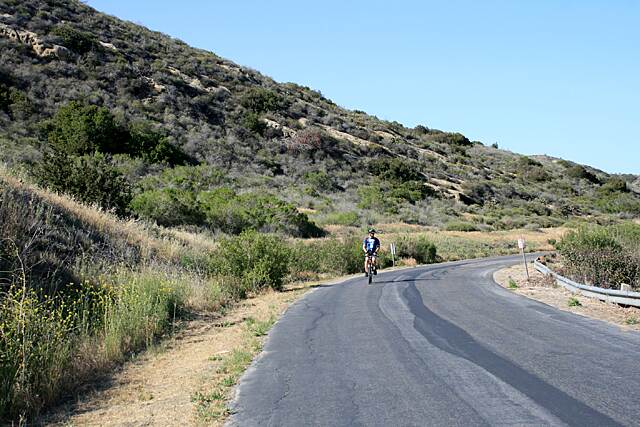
[0,166,216,263]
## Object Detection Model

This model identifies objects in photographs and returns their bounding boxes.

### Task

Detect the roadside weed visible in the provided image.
[245,316,276,337]
[568,297,582,307]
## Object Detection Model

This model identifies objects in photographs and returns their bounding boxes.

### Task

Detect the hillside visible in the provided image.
[1,0,639,234]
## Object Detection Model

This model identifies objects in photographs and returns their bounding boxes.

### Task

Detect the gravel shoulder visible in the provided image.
[494,263,640,332]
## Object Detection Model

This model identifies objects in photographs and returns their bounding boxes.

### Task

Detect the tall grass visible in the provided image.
[0,269,190,419]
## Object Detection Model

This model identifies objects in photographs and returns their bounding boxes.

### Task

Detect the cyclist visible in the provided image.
[363,228,381,277]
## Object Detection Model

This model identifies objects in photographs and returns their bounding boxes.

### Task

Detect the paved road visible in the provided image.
[228,255,640,426]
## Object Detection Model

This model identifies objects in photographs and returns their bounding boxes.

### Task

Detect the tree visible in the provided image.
[47,101,128,156]
[36,151,132,216]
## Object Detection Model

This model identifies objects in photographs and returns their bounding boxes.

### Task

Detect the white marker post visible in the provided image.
[518,237,529,281]
[390,243,396,267]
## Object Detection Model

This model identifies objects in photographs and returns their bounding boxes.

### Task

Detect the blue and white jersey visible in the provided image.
[363,237,380,253]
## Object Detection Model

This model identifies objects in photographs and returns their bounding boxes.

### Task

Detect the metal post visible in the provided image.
[522,248,530,281]
[390,243,396,267]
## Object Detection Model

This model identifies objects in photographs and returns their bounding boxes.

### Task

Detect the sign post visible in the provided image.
[518,237,529,281]
[390,243,396,267]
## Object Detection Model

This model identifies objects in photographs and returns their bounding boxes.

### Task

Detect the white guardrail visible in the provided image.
[533,261,640,308]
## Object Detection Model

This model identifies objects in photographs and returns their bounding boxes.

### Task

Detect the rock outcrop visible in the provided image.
[0,23,72,60]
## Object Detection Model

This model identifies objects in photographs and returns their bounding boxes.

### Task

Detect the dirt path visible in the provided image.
[42,283,322,426]
[494,264,640,331]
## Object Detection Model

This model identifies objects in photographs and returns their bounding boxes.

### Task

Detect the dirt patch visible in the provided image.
[41,277,348,426]
[494,264,640,331]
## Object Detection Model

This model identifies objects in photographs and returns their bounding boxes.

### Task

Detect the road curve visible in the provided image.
[228,255,640,426]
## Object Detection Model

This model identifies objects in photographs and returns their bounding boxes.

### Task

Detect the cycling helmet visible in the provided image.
[368,228,376,233]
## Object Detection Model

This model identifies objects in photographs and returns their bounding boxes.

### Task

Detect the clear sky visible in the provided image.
[86,0,639,174]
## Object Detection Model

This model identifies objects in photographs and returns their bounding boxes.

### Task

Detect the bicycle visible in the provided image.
[365,252,377,284]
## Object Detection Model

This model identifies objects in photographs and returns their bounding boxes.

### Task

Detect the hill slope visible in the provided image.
[0,0,639,232]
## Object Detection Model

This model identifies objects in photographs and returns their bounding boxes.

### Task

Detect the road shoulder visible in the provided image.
[494,264,640,332]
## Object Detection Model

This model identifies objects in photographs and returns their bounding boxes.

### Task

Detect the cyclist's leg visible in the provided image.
[364,253,368,275]
[372,255,378,274]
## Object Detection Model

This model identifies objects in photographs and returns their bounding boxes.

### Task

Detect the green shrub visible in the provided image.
[368,158,422,183]
[130,188,202,226]
[302,171,335,192]
[566,165,599,184]
[522,166,548,182]
[36,151,132,216]
[242,112,267,135]
[46,101,128,156]
[595,193,640,214]
[128,122,188,165]
[599,177,629,194]
[51,24,96,54]
[0,85,29,118]
[240,88,288,113]
[139,165,226,193]
[320,211,360,226]
[429,132,472,146]
[395,235,437,264]
[213,231,291,292]
[45,103,187,164]
[518,156,543,168]
[289,236,382,277]
[558,224,640,289]
[445,221,480,232]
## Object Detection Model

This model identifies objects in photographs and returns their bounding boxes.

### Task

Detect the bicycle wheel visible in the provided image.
[368,262,373,284]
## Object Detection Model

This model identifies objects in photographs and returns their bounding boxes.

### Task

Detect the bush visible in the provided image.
[128,122,188,165]
[199,189,323,237]
[429,132,472,146]
[462,182,494,205]
[289,236,382,277]
[599,177,629,194]
[320,211,359,226]
[242,112,267,136]
[240,88,288,113]
[130,188,202,227]
[46,101,129,156]
[138,165,225,193]
[558,224,640,289]
[36,151,132,216]
[51,24,96,54]
[445,221,480,232]
[395,235,437,264]
[302,171,335,192]
[566,165,599,184]
[45,103,187,164]
[214,231,291,292]
[368,158,422,183]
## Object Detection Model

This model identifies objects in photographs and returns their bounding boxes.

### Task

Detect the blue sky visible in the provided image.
[86,0,639,174]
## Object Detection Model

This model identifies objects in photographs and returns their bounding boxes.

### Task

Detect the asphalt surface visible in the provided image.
[228,255,640,426]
